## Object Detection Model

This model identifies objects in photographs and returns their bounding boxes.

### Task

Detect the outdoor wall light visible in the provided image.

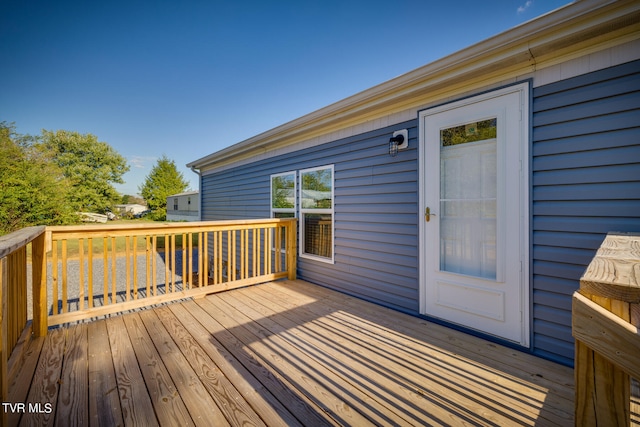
[389,129,409,157]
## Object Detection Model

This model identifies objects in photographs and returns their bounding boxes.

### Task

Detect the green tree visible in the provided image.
[139,155,188,220]
[0,122,76,234]
[39,130,129,213]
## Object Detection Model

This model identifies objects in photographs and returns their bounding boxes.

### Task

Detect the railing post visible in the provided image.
[574,232,640,426]
[287,219,297,280]
[0,257,8,427]
[32,231,48,337]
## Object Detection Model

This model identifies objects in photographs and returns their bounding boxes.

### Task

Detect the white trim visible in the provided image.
[299,164,335,264]
[418,82,530,346]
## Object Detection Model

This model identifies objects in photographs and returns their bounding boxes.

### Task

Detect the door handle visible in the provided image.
[425,207,436,222]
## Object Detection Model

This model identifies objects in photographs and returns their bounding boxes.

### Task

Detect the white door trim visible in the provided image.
[418,83,530,346]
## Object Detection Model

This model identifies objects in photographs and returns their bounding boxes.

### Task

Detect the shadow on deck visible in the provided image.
[8,279,575,426]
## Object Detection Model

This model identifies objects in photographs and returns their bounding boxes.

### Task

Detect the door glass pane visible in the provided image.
[440,119,497,279]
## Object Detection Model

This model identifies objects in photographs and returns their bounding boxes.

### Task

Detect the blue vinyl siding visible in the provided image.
[200,59,640,366]
[531,59,640,365]
[201,121,420,313]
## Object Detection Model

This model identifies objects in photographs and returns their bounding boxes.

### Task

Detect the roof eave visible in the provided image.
[187,0,639,171]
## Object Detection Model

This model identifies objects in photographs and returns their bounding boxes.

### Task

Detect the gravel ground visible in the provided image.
[27,250,200,321]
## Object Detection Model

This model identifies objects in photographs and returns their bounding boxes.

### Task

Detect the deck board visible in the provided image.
[87,320,123,427]
[241,282,567,426]
[106,316,159,426]
[10,279,578,426]
[121,312,193,426]
[178,299,327,426]
[55,324,88,426]
[20,327,65,426]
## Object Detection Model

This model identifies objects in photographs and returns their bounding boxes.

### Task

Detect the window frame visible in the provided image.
[299,164,335,264]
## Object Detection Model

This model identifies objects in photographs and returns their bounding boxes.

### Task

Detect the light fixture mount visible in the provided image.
[389,129,409,156]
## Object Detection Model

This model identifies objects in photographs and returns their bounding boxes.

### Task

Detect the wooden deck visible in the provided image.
[8,279,577,426]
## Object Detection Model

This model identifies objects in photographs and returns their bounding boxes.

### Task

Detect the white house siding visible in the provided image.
[530,59,640,365]
[166,192,199,222]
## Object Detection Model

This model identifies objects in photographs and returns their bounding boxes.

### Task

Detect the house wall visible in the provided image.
[200,59,640,366]
[530,59,640,364]
[201,120,420,312]
[167,193,199,221]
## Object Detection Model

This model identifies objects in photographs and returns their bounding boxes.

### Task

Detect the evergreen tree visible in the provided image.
[139,155,188,220]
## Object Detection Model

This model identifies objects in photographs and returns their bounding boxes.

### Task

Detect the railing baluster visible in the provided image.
[288,220,297,280]
[277,224,281,272]
[170,234,176,293]
[217,231,222,284]
[266,226,272,275]
[257,228,263,277]
[102,237,109,305]
[103,238,108,305]
[231,230,237,282]
[61,240,68,313]
[203,232,209,287]
[111,237,117,304]
[78,238,85,310]
[241,229,246,280]
[124,235,130,301]
[198,233,203,287]
[188,232,193,287]
[132,236,138,300]
[182,233,187,290]
[88,238,93,308]
[152,236,158,296]
[144,235,151,298]
[52,240,58,314]
[164,234,170,295]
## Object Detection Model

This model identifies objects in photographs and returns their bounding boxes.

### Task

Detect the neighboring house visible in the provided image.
[187,0,640,366]
[166,191,199,221]
[114,203,148,216]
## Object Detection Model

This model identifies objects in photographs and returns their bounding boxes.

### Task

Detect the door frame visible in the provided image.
[417,82,531,347]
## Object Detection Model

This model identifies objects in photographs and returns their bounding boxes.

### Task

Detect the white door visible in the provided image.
[419,84,529,346]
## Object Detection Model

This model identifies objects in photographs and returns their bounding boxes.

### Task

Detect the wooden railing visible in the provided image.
[573,232,640,426]
[44,218,297,326]
[0,226,47,424]
[0,219,296,424]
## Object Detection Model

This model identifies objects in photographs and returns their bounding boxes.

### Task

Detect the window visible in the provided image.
[300,165,334,262]
[271,171,296,251]
[173,198,178,211]
[270,171,296,219]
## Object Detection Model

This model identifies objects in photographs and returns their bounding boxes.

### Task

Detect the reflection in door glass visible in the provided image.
[440,118,496,146]
[439,118,497,279]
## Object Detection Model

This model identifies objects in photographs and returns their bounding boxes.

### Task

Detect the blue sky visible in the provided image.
[1,0,571,196]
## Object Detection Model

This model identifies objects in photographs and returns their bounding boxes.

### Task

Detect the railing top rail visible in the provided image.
[580,231,640,303]
[46,218,297,237]
[0,225,46,259]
